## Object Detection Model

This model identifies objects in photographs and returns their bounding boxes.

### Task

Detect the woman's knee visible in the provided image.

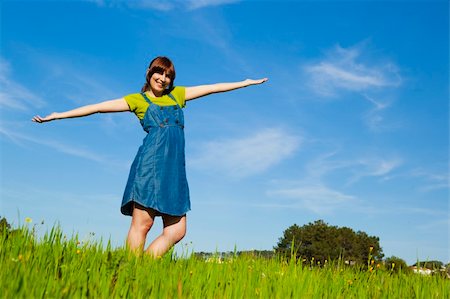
[166,227,186,244]
[173,226,186,243]
[131,219,153,234]
[163,216,186,243]
[130,205,155,233]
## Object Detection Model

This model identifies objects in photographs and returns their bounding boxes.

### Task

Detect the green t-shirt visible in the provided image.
[124,86,186,120]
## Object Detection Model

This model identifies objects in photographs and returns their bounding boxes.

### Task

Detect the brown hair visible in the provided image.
[141,56,176,93]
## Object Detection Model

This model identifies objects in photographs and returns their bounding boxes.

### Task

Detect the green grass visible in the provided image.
[1,224,449,298]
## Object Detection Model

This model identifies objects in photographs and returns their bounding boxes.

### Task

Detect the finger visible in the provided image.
[32,116,43,123]
[258,78,268,84]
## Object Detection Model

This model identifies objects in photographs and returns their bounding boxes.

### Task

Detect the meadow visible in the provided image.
[1,223,449,298]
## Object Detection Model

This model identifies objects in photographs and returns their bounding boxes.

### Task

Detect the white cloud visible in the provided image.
[189,128,301,177]
[302,44,403,130]
[350,157,403,183]
[0,58,47,111]
[306,150,402,185]
[266,183,356,215]
[363,94,390,111]
[262,148,403,214]
[362,94,395,130]
[304,44,402,97]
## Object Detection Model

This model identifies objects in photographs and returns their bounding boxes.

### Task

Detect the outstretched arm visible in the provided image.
[32,98,130,123]
[185,78,268,101]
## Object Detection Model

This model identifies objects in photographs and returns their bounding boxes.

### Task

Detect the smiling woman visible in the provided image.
[142,57,176,95]
[32,56,268,258]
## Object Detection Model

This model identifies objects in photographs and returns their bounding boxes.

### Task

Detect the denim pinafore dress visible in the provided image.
[121,92,190,216]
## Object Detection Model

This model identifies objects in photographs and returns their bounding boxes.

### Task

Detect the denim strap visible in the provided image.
[167,93,181,108]
[141,92,152,105]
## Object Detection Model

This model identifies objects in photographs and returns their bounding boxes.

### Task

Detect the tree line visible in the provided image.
[2,216,448,274]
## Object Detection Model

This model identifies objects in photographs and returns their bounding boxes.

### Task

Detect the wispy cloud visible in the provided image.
[415,217,450,231]
[267,182,356,214]
[186,0,240,10]
[12,48,131,136]
[411,168,449,192]
[306,150,402,185]
[0,58,47,111]
[347,157,403,185]
[0,124,127,168]
[189,128,301,178]
[28,54,118,105]
[304,44,402,97]
[380,166,449,193]
[89,0,240,11]
[90,0,250,73]
[189,13,252,73]
[362,94,393,130]
[302,44,402,130]
[264,149,402,214]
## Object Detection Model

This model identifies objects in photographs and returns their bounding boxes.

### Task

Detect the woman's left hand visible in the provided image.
[245,78,269,85]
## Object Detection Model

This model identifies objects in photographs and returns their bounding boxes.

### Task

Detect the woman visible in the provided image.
[33,56,268,257]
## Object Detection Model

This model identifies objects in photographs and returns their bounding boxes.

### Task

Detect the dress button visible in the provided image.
[159,123,164,128]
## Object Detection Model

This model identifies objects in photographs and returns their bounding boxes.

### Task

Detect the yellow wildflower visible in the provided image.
[25,217,32,223]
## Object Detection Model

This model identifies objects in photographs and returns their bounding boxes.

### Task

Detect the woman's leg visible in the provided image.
[145,214,186,257]
[126,203,156,253]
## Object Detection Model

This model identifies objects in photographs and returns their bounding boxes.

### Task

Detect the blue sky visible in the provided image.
[1,0,448,264]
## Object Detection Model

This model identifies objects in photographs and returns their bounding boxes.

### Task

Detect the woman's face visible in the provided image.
[150,71,171,94]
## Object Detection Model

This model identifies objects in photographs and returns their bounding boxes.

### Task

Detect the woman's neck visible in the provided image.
[147,89,164,98]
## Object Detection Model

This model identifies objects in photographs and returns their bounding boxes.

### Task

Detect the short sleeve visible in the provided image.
[124,93,139,112]
[171,86,186,108]
[124,93,148,120]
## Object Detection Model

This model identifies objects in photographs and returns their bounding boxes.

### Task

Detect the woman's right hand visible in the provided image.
[32,112,59,123]
[32,98,130,123]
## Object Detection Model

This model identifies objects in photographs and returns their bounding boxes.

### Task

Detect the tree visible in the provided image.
[0,217,11,234]
[275,220,383,265]
[384,256,410,273]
